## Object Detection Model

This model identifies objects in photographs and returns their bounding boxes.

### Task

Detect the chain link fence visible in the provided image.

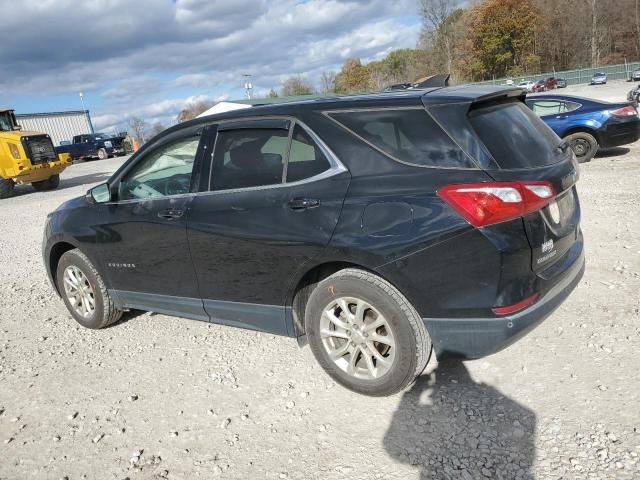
[466,61,640,87]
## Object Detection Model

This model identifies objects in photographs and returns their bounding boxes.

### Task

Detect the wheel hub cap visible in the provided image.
[320,296,396,380]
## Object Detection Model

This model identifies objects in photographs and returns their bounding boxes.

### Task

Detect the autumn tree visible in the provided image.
[280,75,314,96]
[176,100,216,122]
[460,0,540,80]
[335,58,371,93]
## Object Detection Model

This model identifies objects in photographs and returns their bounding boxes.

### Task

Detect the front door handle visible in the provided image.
[288,197,320,210]
[157,208,184,219]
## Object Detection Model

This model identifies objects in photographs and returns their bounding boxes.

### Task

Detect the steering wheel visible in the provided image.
[164,177,188,196]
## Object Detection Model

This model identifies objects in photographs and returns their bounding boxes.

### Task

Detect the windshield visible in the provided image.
[0,112,14,132]
[93,133,109,140]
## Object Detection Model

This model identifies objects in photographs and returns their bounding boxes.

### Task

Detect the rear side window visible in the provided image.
[211,128,288,191]
[328,109,476,168]
[285,125,331,182]
[527,99,581,116]
[469,100,566,169]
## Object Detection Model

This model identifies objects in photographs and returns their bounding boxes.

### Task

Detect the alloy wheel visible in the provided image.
[63,266,96,318]
[320,296,396,380]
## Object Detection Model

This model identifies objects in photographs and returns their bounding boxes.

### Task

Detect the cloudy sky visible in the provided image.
[0,0,422,133]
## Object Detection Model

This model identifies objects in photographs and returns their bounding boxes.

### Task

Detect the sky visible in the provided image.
[0,0,422,134]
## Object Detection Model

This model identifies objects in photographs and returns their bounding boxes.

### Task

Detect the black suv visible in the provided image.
[43,86,584,396]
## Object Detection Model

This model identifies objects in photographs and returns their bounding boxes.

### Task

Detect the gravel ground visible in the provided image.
[1,142,639,480]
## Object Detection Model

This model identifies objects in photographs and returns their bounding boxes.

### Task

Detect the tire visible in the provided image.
[56,249,122,329]
[97,148,108,160]
[0,177,14,199]
[305,268,432,396]
[32,174,60,191]
[564,131,598,163]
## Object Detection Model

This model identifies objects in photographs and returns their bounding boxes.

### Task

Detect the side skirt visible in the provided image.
[109,290,209,322]
[108,290,293,337]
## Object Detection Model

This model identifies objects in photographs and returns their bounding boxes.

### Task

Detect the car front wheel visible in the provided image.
[97,148,108,160]
[56,249,122,329]
[305,268,432,396]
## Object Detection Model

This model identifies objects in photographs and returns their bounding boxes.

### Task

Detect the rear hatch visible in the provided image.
[468,98,580,272]
[425,91,580,273]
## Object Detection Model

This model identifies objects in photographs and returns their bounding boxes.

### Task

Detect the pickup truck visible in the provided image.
[55,133,128,161]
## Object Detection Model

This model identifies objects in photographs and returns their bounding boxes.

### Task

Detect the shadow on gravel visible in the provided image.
[10,172,111,198]
[58,172,112,189]
[384,360,536,480]
[105,309,148,329]
[595,146,630,158]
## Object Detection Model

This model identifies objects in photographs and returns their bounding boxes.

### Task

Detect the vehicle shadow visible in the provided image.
[105,309,148,329]
[596,146,630,158]
[10,172,111,198]
[383,360,536,480]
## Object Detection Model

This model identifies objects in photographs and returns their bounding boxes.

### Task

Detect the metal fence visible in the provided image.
[466,61,640,87]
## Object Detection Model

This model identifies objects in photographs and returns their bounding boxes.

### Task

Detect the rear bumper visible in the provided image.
[599,118,640,148]
[12,156,70,184]
[424,246,585,359]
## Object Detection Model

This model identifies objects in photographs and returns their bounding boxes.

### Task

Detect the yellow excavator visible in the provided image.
[0,107,71,199]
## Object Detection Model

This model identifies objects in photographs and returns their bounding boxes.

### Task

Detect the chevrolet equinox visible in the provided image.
[43,86,585,396]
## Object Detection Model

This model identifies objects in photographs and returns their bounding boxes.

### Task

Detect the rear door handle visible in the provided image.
[288,197,320,210]
[157,208,184,219]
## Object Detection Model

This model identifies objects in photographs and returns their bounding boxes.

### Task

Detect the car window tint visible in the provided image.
[328,109,475,168]
[285,125,331,182]
[527,100,581,116]
[211,128,288,191]
[119,133,201,200]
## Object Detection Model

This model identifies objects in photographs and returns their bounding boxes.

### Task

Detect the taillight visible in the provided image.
[437,181,555,228]
[610,106,638,117]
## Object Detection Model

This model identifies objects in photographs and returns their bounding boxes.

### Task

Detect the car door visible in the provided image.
[187,118,350,335]
[91,124,209,320]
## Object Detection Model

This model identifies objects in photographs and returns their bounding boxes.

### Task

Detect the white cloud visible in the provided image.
[0,0,421,128]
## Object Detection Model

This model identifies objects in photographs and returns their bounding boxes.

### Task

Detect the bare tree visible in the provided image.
[281,75,315,96]
[319,71,336,93]
[420,0,456,74]
[128,117,148,144]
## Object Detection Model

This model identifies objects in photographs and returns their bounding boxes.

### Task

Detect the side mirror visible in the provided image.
[86,183,111,204]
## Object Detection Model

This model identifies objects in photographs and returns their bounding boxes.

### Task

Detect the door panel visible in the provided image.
[187,120,350,335]
[91,127,207,317]
[93,196,200,299]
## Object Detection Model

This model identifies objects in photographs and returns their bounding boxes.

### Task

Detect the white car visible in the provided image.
[518,81,535,92]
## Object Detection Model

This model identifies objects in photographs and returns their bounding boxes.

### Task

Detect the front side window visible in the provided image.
[211,128,289,191]
[119,133,201,200]
[328,109,475,168]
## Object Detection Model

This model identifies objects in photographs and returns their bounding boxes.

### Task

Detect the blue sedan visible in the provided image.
[526,95,640,162]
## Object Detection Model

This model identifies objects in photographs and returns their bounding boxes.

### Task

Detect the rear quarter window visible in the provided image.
[469,100,567,169]
[327,108,476,168]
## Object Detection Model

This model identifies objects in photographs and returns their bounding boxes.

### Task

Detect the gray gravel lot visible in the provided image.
[1,137,639,479]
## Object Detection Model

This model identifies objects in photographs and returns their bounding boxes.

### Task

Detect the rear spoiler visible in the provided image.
[422,86,526,107]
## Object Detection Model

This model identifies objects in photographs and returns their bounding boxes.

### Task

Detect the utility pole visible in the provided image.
[243,74,253,100]
[79,92,94,133]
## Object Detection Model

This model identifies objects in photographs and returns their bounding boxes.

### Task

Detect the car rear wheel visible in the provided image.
[565,132,598,163]
[305,268,432,396]
[97,148,108,160]
[32,174,60,191]
[56,249,122,329]
[0,177,15,199]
